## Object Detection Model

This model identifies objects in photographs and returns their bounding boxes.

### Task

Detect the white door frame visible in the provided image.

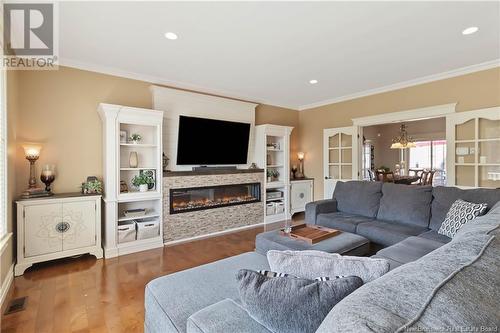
[351,103,456,182]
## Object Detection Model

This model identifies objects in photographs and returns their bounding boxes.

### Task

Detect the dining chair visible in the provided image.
[422,170,436,186]
[367,169,375,181]
[376,170,394,183]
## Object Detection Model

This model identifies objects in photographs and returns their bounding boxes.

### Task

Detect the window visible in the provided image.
[0,68,6,238]
[409,140,446,186]
[361,143,374,180]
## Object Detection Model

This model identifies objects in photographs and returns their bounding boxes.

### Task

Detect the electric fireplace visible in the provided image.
[169,182,261,214]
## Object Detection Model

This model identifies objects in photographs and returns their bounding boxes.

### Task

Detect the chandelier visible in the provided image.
[390,124,416,149]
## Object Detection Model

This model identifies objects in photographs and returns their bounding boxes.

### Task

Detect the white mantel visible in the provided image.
[151,85,258,171]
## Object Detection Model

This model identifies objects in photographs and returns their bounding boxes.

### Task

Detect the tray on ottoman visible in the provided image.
[280,224,340,244]
[256,228,370,256]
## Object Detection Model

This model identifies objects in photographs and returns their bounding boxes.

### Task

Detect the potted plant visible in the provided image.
[132,173,153,192]
[81,178,103,194]
[267,169,280,182]
[129,133,142,144]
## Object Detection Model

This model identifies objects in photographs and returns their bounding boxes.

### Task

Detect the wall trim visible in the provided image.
[0,263,14,307]
[298,60,500,111]
[58,58,297,110]
[352,103,457,126]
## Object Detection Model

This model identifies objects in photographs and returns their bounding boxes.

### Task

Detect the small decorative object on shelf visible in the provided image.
[162,153,170,171]
[81,176,103,194]
[120,180,129,193]
[291,164,298,179]
[143,170,155,189]
[40,164,56,194]
[267,169,279,182]
[129,151,138,168]
[132,172,153,192]
[249,162,258,169]
[296,152,305,179]
[120,130,128,143]
[129,133,142,144]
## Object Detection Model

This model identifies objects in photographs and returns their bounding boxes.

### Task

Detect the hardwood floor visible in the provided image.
[1,217,302,333]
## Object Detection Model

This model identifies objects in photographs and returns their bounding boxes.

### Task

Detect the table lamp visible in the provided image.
[21,143,52,198]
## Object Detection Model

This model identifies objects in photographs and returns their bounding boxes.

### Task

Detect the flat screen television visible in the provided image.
[176,115,251,165]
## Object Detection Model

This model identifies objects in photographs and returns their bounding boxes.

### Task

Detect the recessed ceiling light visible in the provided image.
[462,26,479,35]
[164,32,178,40]
[309,79,318,85]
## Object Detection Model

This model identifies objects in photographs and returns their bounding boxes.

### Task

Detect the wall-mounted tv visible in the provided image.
[176,115,251,165]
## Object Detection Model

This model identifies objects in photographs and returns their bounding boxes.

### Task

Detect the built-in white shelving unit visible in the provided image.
[98,103,164,258]
[254,124,294,223]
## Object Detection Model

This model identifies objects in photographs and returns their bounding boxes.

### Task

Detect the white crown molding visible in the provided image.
[58,58,298,110]
[298,59,500,111]
[352,103,457,126]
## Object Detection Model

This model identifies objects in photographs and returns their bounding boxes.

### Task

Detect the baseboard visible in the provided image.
[0,263,14,307]
[164,222,266,246]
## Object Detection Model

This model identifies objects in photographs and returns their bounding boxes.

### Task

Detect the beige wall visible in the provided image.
[299,67,500,199]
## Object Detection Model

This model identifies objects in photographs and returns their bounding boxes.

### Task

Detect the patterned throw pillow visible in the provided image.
[438,199,487,238]
[257,270,348,281]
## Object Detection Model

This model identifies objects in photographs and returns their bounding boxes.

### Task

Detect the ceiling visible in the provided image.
[59,1,500,110]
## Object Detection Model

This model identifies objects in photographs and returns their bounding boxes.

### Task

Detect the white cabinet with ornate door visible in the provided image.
[15,194,102,276]
[323,127,359,199]
[290,178,314,215]
[446,107,500,188]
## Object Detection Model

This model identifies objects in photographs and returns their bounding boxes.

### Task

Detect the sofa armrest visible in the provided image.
[187,299,271,333]
[305,199,338,225]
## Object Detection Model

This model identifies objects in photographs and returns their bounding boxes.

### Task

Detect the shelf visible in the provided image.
[117,236,163,249]
[266,165,283,168]
[120,167,156,171]
[118,213,160,222]
[266,197,284,202]
[267,148,283,152]
[120,143,157,147]
[266,181,286,189]
[118,191,161,202]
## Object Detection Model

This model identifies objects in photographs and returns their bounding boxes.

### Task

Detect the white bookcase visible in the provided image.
[98,103,164,258]
[254,124,294,223]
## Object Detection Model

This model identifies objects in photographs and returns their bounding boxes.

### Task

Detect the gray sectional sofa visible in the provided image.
[145,181,500,333]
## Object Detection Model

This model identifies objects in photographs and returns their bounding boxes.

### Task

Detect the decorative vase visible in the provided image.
[129,151,138,168]
[267,176,272,183]
[139,184,148,192]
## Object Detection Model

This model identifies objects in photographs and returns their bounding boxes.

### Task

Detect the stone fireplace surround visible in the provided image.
[163,169,265,243]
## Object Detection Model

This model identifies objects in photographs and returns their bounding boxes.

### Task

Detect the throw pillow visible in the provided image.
[267,250,390,283]
[438,199,487,238]
[237,269,362,333]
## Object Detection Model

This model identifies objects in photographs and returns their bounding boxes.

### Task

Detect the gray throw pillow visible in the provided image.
[438,199,487,238]
[236,269,363,333]
[267,250,390,283]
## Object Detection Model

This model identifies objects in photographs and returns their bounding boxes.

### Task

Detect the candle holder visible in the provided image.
[40,164,56,194]
[21,143,52,199]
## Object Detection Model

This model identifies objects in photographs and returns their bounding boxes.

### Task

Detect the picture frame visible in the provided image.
[120,130,128,143]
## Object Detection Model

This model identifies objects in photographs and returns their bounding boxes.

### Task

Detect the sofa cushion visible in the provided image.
[377,183,433,227]
[356,220,428,246]
[145,252,268,333]
[316,212,375,233]
[437,199,487,238]
[187,299,271,333]
[430,186,500,230]
[398,235,499,332]
[375,236,445,265]
[316,231,496,333]
[417,230,451,244]
[237,269,362,333]
[333,181,383,218]
[267,250,390,283]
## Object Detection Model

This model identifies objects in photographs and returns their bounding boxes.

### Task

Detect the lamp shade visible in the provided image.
[297,152,305,160]
[22,143,42,159]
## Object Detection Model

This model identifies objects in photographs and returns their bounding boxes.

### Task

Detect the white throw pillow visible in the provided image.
[267,250,390,283]
[438,199,487,238]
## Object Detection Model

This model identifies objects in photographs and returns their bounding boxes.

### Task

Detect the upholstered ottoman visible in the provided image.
[255,229,370,256]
